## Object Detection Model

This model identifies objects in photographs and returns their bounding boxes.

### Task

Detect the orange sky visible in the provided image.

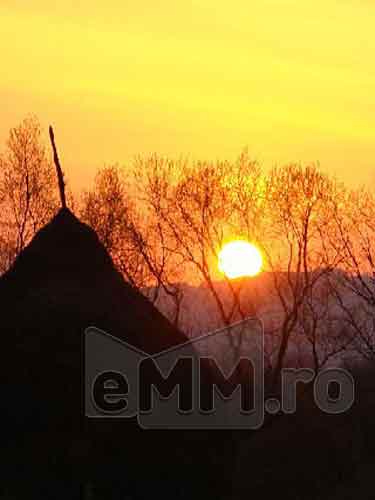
[1,1,375,191]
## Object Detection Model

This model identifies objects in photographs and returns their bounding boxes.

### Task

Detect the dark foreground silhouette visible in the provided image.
[1,208,375,499]
[0,208,234,499]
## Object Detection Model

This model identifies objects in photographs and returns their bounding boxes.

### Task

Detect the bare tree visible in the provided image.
[79,155,362,371]
[297,272,355,371]
[132,151,263,356]
[255,165,346,384]
[331,187,375,362]
[81,165,147,285]
[80,164,185,328]
[0,116,58,271]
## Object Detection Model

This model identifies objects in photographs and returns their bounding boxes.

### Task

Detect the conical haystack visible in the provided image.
[0,207,187,353]
[0,208,231,498]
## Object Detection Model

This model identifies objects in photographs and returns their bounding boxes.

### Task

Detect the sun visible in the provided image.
[218,240,263,279]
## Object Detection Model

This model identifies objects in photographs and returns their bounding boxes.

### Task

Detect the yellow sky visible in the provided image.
[1,1,374,190]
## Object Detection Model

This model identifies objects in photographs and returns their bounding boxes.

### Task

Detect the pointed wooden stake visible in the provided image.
[49,125,67,210]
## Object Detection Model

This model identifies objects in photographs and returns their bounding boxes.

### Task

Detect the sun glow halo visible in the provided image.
[218,240,263,279]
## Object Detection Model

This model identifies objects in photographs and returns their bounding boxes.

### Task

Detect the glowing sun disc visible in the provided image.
[218,240,263,279]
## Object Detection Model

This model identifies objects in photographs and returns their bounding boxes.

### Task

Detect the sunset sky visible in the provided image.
[1,1,374,190]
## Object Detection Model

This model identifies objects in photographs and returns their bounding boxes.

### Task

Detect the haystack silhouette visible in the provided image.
[1,207,188,352]
[0,207,233,498]
[0,130,234,498]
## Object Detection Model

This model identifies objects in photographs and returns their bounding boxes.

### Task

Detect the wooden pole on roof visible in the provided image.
[49,125,67,210]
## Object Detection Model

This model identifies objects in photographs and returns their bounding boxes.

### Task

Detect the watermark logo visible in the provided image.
[85,318,355,429]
